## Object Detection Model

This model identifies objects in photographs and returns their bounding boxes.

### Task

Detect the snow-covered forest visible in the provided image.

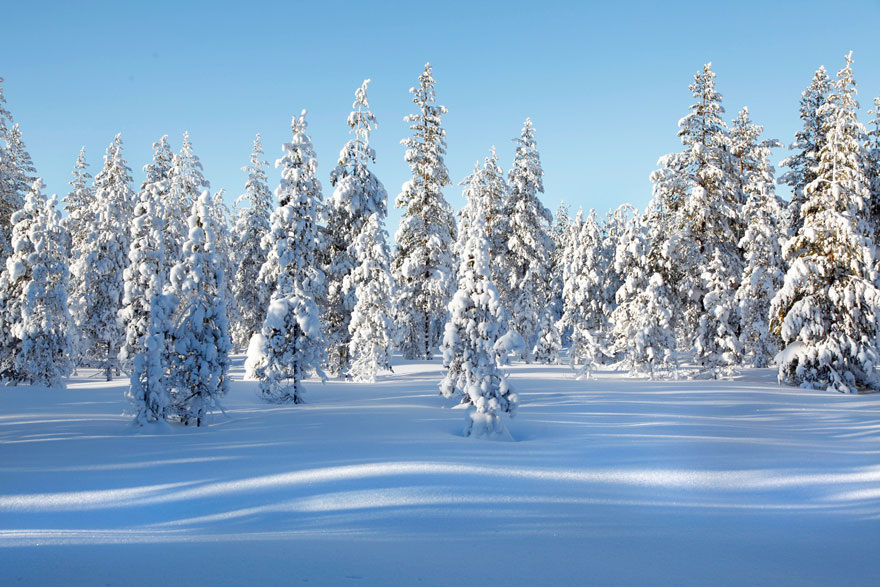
[4,56,880,423]
[3,52,880,585]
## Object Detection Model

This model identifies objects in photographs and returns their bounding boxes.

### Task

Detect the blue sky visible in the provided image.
[4,0,880,232]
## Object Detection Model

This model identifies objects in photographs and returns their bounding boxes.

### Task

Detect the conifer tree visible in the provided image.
[731,108,786,367]
[498,118,556,362]
[393,63,456,360]
[770,52,880,393]
[1,123,37,266]
[62,148,92,366]
[165,132,210,265]
[167,191,231,424]
[560,209,611,377]
[649,63,742,349]
[865,95,880,236]
[118,185,167,373]
[70,134,133,379]
[440,205,516,439]
[0,181,72,386]
[127,291,175,425]
[231,134,273,349]
[348,213,395,382]
[780,67,833,238]
[325,79,387,375]
[610,214,678,378]
[210,188,240,338]
[248,111,326,404]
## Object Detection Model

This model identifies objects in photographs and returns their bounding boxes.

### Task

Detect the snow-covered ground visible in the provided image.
[1,356,879,586]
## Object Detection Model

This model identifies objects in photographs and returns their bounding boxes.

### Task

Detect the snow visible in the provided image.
[1,357,879,585]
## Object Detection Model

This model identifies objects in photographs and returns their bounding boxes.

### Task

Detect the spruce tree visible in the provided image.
[770,52,880,393]
[167,191,231,424]
[70,134,132,379]
[166,132,210,265]
[440,205,516,439]
[393,63,456,360]
[649,63,742,351]
[0,181,72,386]
[118,185,167,373]
[865,95,880,236]
[780,67,833,238]
[731,108,786,367]
[325,79,387,375]
[499,118,556,362]
[348,213,395,382]
[231,134,273,349]
[248,111,326,404]
[62,148,92,366]
[1,123,37,266]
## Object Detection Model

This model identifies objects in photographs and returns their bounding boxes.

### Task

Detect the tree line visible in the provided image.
[1,54,878,438]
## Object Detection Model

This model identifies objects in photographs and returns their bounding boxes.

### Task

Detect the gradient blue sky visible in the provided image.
[4,0,880,232]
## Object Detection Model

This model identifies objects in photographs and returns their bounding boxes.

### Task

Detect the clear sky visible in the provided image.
[4,0,880,233]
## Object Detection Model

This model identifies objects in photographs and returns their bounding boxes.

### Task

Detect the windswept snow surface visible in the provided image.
[1,357,879,585]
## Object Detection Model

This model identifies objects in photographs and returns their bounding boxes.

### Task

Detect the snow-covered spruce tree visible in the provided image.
[610,213,678,378]
[118,185,167,373]
[167,191,231,425]
[600,203,637,332]
[865,95,880,235]
[127,291,175,425]
[1,124,37,267]
[559,209,611,377]
[231,134,273,349]
[0,181,72,386]
[210,189,241,339]
[770,52,880,393]
[730,108,786,367]
[248,111,326,404]
[649,63,742,351]
[694,248,741,378]
[165,132,210,265]
[393,63,457,360]
[780,66,833,238]
[440,205,516,439]
[348,213,395,382]
[548,201,572,336]
[70,134,133,379]
[555,207,583,347]
[499,118,557,363]
[457,147,508,269]
[325,79,387,376]
[62,148,92,367]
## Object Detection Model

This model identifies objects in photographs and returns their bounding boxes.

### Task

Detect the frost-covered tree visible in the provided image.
[440,205,517,439]
[136,136,174,278]
[167,191,231,425]
[457,148,508,267]
[549,201,572,333]
[127,291,175,425]
[165,132,210,265]
[865,95,880,236]
[0,181,72,387]
[209,189,240,337]
[694,248,741,378]
[610,214,678,378]
[1,123,37,266]
[70,134,133,379]
[770,52,880,393]
[498,118,556,362]
[649,63,742,348]
[731,108,786,367]
[348,213,395,382]
[559,209,612,377]
[325,79,387,375]
[393,63,456,360]
[118,186,167,373]
[780,67,833,238]
[248,111,326,404]
[62,148,92,366]
[231,134,273,349]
